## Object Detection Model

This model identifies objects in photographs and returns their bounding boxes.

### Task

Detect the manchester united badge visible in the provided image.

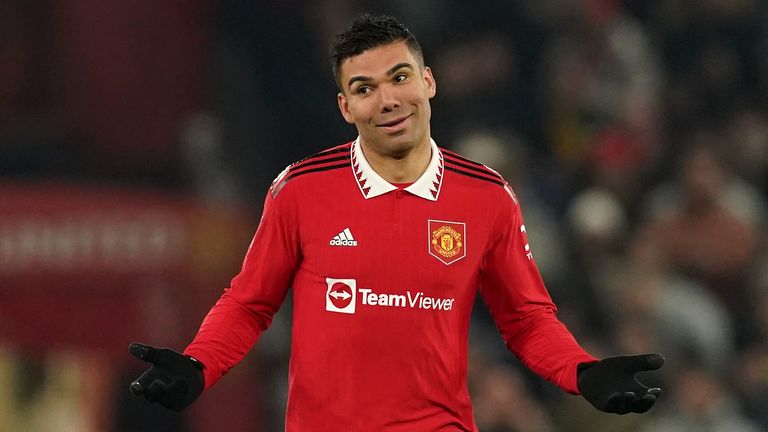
[428,220,466,265]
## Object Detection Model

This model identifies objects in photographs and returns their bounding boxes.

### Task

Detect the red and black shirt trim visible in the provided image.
[441,148,506,187]
[270,143,352,197]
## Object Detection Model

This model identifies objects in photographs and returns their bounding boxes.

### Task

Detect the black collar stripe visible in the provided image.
[444,166,505,186]
[271,162,350,197]
[443,158,504,183]
[441,149,488,167]
[290,155,350,172]
[291,145,352,170]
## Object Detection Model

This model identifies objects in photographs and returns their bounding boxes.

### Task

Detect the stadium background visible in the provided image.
[2,1,768,431]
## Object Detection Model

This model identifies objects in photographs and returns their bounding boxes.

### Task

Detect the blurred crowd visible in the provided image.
[2,1,768,431]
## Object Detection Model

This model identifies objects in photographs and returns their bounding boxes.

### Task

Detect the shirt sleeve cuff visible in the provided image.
[183,347,220,391]
[562,354,600,394]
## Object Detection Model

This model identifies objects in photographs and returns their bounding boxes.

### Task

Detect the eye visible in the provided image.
[356,85,372,95]
[394,73,408,83]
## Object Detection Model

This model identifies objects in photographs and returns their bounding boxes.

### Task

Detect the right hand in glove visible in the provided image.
[128,342,205,411]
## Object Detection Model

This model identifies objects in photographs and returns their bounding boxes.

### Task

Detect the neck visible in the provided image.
[360,137,432,183]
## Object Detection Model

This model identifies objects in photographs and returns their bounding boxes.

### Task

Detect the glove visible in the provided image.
[577,353,664,414]
[129,342,205,411]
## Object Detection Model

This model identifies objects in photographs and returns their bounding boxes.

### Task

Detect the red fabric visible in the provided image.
[185,142,596,431]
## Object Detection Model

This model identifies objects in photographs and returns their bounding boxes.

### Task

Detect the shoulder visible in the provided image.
[269,142,352,198]
[440,147,519,205]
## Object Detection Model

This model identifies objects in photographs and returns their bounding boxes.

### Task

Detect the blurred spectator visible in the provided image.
[652,0,764,129]
[431,31,522,140]
[733,252,768,429]
[732,343,768,430]
[539,0,661,177]
[563,186,627,337]
[744,253,768,342]
[605,229,735,372]
[725,107,768,189]
[644,141,763,319]
[180,111,243,205]
[425,3,549,149]
[468,350,555,432]
[586,125,657,219]
[640,366,761,432]
[567,187,628,259]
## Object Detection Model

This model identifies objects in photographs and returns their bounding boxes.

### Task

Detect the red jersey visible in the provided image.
[184,138,596,431]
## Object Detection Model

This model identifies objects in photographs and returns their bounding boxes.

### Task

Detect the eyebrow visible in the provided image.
[347,62,415,89]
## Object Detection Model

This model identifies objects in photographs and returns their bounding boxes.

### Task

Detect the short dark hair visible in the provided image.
[330,13,424,92]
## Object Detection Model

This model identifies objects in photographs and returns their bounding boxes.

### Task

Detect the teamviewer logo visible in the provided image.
[326,278,356,314]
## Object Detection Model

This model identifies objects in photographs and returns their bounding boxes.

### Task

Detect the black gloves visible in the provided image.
[129,342,205,411]
[577,353,664,414]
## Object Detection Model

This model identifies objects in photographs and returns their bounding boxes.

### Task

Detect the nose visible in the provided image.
[378,84,399,112]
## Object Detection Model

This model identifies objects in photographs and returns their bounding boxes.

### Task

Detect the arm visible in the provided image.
[479,192,596,394]
[130,186,300,410]
[479,190,664,413]
[184,187,301,389]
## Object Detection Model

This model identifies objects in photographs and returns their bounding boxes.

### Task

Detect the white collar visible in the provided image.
[350,137,444,201]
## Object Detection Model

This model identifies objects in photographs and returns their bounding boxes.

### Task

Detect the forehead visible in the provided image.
[339,41,418,81]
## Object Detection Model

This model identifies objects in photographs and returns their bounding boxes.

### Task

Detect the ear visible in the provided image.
[337,92,355,124]
[423,66,437,99]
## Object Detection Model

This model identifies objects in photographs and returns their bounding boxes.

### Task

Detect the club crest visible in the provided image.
[428,220,466,265]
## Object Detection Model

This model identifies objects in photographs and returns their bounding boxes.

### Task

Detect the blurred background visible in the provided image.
[2,0,768,431]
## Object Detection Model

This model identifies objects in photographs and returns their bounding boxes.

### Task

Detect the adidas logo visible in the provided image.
[329,228,358,246]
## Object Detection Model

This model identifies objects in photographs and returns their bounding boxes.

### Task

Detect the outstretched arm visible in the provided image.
[129,186,300,409]
[480,188,665,411]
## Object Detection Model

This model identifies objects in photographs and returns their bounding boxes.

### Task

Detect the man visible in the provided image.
[130,14,664,431]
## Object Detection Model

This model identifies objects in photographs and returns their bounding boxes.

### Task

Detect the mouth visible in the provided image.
[377,114,412,132]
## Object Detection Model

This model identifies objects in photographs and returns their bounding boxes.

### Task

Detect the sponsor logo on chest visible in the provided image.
[326,278,454,314]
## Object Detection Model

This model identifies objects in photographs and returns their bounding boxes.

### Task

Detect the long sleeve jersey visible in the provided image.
[184,138,597,431]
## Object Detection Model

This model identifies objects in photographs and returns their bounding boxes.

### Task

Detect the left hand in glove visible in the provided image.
[577,353,665,414]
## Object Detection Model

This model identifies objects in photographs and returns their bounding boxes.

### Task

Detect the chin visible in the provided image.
[386,136,418,158]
